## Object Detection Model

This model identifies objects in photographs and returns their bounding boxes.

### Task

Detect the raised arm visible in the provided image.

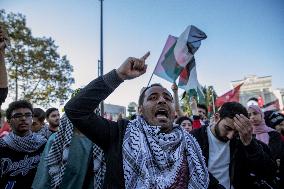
[0,25,8,88]
[64,52,150,149]
[171,83,184,117]
[0,26,8,114]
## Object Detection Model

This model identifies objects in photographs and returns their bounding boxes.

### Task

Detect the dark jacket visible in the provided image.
[268,131,283,161]
[190,126,277,189]
[0,142,45,189]
[64,70,127,189]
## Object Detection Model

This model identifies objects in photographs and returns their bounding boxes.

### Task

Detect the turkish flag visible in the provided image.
[258,96,264,107]
[215,83,243,107]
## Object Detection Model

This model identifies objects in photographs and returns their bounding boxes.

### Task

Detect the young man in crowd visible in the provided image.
[32,114,98,189]
[64,52,209,188]
[190,102,277,189]
[197,103,209,126]
[32,108,52,139]
[171,83,208,129]
[46,107,60,133]
[0,100,47,189]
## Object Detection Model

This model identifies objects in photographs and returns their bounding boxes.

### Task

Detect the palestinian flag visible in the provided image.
[153,25,207,83]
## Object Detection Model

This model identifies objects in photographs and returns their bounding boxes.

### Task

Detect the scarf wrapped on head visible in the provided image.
[122,116,209,189]
[248,105,274,144]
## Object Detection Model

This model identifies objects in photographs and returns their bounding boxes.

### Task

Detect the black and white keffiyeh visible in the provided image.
[45,114,208,189]
[45,114,106,189]
[122,116,209,189]
[0,130,47,153]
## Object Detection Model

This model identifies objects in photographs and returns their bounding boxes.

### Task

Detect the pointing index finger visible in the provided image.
[140,51,150,61]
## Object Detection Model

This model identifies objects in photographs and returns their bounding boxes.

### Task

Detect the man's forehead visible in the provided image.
[144,86,171,96]
[50,110,59,114]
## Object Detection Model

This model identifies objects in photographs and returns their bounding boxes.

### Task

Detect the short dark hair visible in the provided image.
[46,107,58,118]
[175,116,192,125]
[33,108,46,122]
[138,83,164,106]
[6,100,33,120]
[247,97,258,102]
[197,103,208,115]
[218,102,248,119]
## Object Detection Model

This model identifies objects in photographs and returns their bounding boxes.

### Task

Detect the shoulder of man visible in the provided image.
[0,87,8,104]
[190,126,207,136]
[268,130,281,139]
[189,126,207,144]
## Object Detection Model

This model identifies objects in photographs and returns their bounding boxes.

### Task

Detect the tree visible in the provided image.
[0,10,74,107]
[127,102,137,117]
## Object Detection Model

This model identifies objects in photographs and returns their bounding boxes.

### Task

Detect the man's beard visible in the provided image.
[50,121,59,128]
[214,122,230,143]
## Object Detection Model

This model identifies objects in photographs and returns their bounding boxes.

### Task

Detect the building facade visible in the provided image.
[104,103,126,121]
[231,75,284,110]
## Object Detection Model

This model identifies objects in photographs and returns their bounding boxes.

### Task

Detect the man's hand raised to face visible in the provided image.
[116,51,150,81]
[233,114,253,146]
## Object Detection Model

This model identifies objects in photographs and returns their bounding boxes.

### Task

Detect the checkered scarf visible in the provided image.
[123,116,209,189]
[45,114,106,189]
[0,130,47,152]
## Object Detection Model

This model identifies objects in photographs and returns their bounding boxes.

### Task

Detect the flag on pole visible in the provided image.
[153,25,207,83]
[177,57,204,97]
[174,25,207,67]
[262,99,280,111]
[215,83,243,107]
[153,35,181,83]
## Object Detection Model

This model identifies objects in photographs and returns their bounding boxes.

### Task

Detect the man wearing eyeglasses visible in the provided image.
[0,100,47,189]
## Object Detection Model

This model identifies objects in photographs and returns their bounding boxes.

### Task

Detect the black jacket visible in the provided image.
[65,70,127,189]
[190,126,277,189]
[268,131,283,161]
[0,143,45,189]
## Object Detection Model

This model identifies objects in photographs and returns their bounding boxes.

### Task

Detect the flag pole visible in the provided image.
[147,59,160,88]
[147,71,154,88]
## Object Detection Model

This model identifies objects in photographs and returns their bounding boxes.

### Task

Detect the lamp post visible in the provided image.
[99,0,104,116]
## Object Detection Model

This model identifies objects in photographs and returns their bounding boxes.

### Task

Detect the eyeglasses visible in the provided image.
[11,113,33,119]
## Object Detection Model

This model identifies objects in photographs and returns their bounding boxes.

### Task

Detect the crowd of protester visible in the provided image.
[0,26,284,189]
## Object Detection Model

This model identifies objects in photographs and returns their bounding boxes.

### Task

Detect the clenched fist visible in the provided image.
[116,51,150,81]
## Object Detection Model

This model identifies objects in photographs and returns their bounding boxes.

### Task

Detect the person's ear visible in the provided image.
[138,106,143,115]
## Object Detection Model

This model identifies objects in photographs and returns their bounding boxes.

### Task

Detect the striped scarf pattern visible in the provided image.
[45,114,106,189]
[0,131,46,152]
[122,116,209,189]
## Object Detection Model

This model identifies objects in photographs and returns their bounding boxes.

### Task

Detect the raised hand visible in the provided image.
[171,82,178,92]
[233,114,253,146]
[190,96,198,116]
[116,51,150,81]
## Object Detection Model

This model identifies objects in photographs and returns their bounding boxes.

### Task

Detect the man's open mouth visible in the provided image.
[155,109,169,120]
